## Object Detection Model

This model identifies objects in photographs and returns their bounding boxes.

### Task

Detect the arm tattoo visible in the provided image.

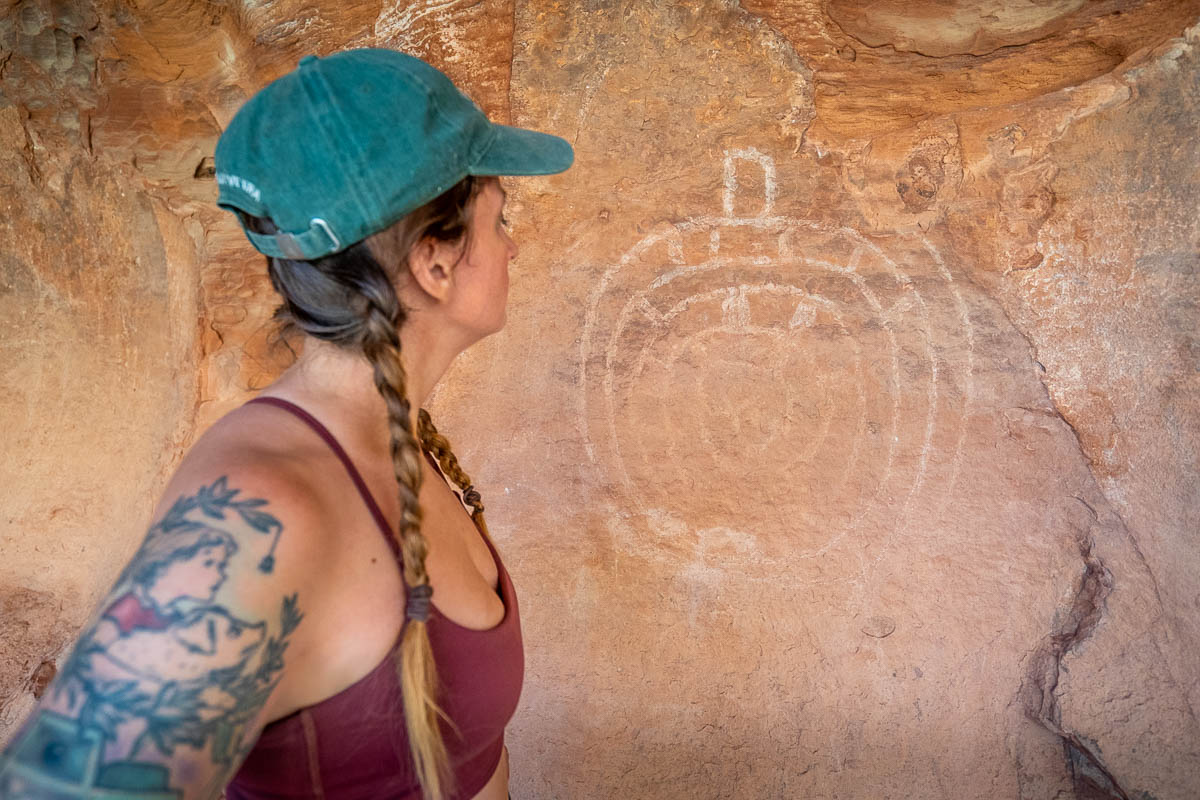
[0,478,303,798]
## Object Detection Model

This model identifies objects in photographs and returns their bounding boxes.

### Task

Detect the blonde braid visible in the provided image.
[418,410,490,538]
[361,302,452,800]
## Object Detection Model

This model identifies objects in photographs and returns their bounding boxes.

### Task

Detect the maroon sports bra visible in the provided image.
[225,396,523,800]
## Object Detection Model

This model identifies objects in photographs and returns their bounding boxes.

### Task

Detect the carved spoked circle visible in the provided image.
[579,149,967,579]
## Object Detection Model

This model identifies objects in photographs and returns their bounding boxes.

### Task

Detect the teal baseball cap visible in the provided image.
[214,48,574,260]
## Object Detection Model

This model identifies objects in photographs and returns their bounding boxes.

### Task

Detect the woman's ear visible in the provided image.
[406,237,459,303]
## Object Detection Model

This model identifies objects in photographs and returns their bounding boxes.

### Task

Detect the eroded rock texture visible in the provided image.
[2,2,1198,798]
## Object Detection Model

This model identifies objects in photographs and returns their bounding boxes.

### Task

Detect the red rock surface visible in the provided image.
[2,2,1198,798]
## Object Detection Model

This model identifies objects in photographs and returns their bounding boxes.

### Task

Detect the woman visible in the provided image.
[0,48,573,800]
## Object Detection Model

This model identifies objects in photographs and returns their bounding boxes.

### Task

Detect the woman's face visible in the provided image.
[155,544,230,605]
[447,179,519,339]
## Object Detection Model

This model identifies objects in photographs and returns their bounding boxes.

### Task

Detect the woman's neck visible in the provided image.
[267,326,460,456]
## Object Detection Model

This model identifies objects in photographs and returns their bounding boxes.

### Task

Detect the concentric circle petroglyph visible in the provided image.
[579,148,974,581]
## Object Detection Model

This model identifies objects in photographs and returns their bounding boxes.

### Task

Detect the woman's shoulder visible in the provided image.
[156,399,409,718]
[0,400,370,793]
[152,400,349,573]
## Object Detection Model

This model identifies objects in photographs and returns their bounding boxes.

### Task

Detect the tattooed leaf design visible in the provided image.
[212,721,234,764]
[281,595,303,635]
[158,496,199,533]
[210,477,232,499]
[240,509,281,534]
[201,505,229,520]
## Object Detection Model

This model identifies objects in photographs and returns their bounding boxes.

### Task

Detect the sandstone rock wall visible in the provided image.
[2,2,1198,798]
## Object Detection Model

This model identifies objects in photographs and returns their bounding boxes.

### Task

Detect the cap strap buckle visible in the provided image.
[243,217,343,260]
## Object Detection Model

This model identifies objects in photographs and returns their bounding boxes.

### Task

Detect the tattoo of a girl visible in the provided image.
[0,478,302,798]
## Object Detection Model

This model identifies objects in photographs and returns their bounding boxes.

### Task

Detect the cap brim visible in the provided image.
[470,124,574,177]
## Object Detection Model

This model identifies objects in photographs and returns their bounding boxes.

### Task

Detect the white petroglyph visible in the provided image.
[579,149,974,583]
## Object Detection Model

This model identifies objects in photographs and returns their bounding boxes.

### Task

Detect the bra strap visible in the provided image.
[246,396,401,560]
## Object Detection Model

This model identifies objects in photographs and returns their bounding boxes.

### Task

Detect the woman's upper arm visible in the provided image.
[0,467,321,800]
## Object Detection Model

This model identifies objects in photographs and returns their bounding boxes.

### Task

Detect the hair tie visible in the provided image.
[406,583,433,622]
[462,487,482,509]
